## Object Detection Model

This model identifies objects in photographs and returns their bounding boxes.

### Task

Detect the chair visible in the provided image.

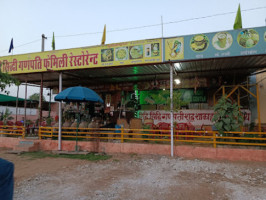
[176,123,188,140]
[117,118,129,138]
[129,118,142,138]
[157,122,170,138]
[201,125,213,136]
[15,121,23,126]
[7,121,14,126]
[41,121,47,127]
[187,124,195,140]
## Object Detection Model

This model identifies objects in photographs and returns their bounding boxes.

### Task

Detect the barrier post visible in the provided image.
[38,127,41,140]
[121,126,124,143]
[213,132,216,148]
[22,126,25,139]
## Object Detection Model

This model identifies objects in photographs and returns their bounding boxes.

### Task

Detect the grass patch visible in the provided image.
[20,151,111,161]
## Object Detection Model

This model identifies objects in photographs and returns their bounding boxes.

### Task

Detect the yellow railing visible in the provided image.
[0,125,25,138]
[38,127,266,148]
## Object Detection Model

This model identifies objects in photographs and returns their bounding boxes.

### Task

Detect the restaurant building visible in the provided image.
[0,26,266,132]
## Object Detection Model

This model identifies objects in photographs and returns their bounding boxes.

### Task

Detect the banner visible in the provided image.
[0,39,162,74]
[140,89,207,105]
[164,26,266,61]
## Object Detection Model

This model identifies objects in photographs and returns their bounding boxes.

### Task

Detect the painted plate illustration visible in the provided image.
[101,48,114,62]
[237,29,259,48]
[190,34,209,52]
[212,32,233,50]
[129,45,143,59]
[115,47,128,61]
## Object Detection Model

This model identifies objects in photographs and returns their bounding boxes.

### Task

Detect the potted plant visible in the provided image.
[212,96,244,138]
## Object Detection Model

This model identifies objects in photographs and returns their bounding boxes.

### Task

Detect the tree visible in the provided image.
[0,63,20,94]
[29,93,46,102]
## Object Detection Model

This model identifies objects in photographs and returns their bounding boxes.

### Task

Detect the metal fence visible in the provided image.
[0,125,25,138]
[39,127,266,148]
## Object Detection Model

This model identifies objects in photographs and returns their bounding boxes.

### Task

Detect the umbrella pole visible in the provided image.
[75,113,80,151]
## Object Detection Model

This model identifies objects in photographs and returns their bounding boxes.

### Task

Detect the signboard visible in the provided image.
[138,109,251,126]
[0,39,162,74]
[164,26,266,61]
[1,26,265,75]
[140,89,207,105]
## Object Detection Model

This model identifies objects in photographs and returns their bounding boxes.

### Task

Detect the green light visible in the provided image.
[133,67,138,74]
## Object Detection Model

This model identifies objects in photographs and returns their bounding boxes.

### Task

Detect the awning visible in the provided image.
[10,54,266,89]
[0,94,25,103]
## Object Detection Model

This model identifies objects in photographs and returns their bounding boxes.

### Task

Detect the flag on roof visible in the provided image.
[233,4,242,30]
[8,38,14,53]
[52,32,55,50]
[101,25,106,45]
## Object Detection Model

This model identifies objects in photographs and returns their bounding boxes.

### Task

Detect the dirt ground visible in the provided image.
[1,149,266,200]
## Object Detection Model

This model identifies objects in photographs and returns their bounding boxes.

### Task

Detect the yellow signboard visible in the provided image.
[0,39,162,74]
[164,37,184,61]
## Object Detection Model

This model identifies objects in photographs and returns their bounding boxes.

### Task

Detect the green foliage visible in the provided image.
[45,117,53,126]
[212,96,244,135]
[29,93,46,102]
[20,151,112,161]
[157,90,188,112]
[0,108,14,124]
[0,63,20,94]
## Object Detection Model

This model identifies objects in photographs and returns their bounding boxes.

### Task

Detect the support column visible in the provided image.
[170,63,174,157]
[58,72,63,150]
[48,88,51,118]
[39,74,43,126]
[24,81,27,127]
[15,85,19,122]
[256,84,261,132]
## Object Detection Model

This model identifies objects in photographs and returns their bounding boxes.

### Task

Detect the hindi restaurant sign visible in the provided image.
[0,39,162,74]
[138,110,251,127]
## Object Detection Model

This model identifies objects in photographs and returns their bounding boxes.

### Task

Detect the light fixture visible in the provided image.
[174,78,181,85]
[174,63,181,70]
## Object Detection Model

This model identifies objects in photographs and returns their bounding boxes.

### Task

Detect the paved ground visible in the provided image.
[1,150,266,200]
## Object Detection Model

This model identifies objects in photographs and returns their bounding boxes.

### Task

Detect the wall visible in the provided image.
[1,137,266,162]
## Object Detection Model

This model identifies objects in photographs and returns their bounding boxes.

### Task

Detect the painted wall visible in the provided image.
[1,137,266,162]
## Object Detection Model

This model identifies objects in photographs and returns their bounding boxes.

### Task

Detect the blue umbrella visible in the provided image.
[54,86,103,103]
[54,86,103,151]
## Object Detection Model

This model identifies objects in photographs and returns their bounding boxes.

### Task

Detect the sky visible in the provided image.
[0,0,266,99]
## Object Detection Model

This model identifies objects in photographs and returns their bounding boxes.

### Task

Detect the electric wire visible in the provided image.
[1,6,266,53]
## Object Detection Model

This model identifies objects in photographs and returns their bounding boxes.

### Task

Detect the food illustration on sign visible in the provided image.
[145,44,151,57]
[101,48,114,62]
[212,32,233,50]
[115,47,128,61]
[129,45,143,59]
[264,31,266,42]
[167,40,182,58]
[237,29,259,48]
[190,34,209,52]
[151,43,160,56]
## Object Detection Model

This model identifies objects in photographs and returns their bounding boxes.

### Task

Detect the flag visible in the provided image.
[101,24,106,45]
[8,38,14,53]
[52,32,55,50]
[233,4,242,30]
